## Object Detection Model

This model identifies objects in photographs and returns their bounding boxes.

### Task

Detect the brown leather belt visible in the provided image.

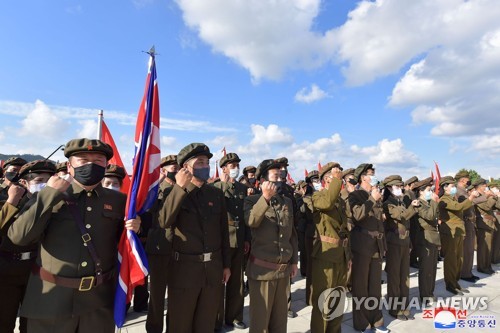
[249,254,288,272]
[33,266,114,292]
[355,227,384,239]
[318,235,349,247]
[0,250,37,261]
[173,250,221,263]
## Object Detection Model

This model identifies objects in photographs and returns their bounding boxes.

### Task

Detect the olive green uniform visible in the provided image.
[415,198,440,299]
[493,209,500,264]
[349,188,386,331]
[213,180,249,328]
[301,193,315,305]
[473,194,499,273]
[439,194,472,290]
[244,193,298,333]
[383,195,417,317]
[457,186,477,279]
[7,183,126,332]
[404,191,420,267]
[160,182,230,333]
[310,178,349,333]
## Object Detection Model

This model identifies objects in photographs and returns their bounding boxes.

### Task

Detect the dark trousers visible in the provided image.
[298,231,307,276]
[385,243,410,316]
[168,284,222,333]
[441,233,464,290]
[0,260,31,333]
[146,253,169,333]
[27,307,114,333]
[409,219,419,266]
[492,214,500,263]
[305,235,314,305]
[310,257,347,333]
[351,253,384,331]
[477,228,494,272]
[418,241,438,298]
[460,220,476,278]
[216,248,244,327]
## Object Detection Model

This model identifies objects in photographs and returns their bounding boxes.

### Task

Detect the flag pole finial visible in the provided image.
[144,45,157,57]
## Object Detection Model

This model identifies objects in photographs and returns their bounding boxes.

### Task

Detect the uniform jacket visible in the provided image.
[311,178,350,263]
[473,194,498,232]
[382,195,417,246]
[438,194,472,237]
[146,181,173,255]
[244,194,298,280]
[301,194,315,238]
[457,186,476,223]
[415,198,440,246]
[7,183,126,319]
[160,182,230,288]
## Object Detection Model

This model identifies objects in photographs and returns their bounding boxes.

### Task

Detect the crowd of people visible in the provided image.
[0,138,499,333]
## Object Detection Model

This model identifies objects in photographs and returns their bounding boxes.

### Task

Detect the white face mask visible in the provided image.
[369,175,379,186]
[313,183,322,191]
[229,168,240,179]
[392,186,402,197]
[485,187,490,192]
[29,183,47,194]
[105,184,120,192]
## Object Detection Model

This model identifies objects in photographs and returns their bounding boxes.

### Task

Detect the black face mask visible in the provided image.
[4,171,20,183]
[273,181,284,195]
[73,163,105,186]
[466,180,472,186]
[279,170,288,181]
[248,177,256,185]
[166,171,177,183]
[348,178,358,186]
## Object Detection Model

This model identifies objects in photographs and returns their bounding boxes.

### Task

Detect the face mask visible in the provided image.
[466,180,472,186]
[485,187,490,192]
[273,181,284,194]
[449,187,457,196]
[29,183,46,194]
[104,184,120,192]
[73,163,106,186]
[229,168,240,179]
[313,183,322,191]
[192,167,210,182]
[369,175,379,187]
[248,177,256,185]
[5,171,20,183]
[348,178,358,186]
[279,170,288,181]
[166,171,177,182]
[424,190,432,201]
[392,186,402,197]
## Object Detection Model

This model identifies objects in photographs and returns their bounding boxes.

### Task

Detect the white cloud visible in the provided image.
[20,100,68,139]
[294,84,329,103]
[350,138,419,167]
[161,136,177,147]
[77,119,98,138]
[249,124,294,146]
[471,135,500,155]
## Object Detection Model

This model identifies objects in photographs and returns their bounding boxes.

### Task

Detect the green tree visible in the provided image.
[456,168,481,184]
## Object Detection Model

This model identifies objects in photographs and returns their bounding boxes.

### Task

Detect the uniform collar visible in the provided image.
[68,182,103,198]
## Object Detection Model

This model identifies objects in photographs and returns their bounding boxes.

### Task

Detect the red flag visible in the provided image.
[101,120,131,194]
[318,161,322,172]
[221,147,227,156]
[287,172,295,185]
[434,161,442,194]
[214,160,219,179]
[304,168,308,178]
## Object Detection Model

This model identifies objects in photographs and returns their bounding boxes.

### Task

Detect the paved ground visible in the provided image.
[119,253,500,333]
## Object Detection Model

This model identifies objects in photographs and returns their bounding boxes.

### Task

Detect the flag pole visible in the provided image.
[97,109,104,140]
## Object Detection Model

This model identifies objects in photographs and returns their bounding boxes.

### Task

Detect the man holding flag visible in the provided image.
[6,138,141,332]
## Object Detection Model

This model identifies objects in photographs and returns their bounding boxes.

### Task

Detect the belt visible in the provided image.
[249,254,288,272]
[33,266,114,292]
[228,220,240,228]
[173,250,221,263]
[0,250,37,261]
[356,227,384,239]
[318,235,349,247]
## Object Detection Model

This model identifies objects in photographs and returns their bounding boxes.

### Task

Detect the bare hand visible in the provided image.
[469,190,479,201]
[175,168,193,189]
[371,187,382,201]
[47,175,71,193]
[247,187,254,196]
[290,263,298,278]
[411,199,420,207]
[331,169,342,180]
[222,267,231,284]
[125,216,141,233]
[244,241,250,254]
[7,184,26,206]
[261,181,277,202]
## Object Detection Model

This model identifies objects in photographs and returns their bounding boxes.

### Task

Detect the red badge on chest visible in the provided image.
[104,204,113,210]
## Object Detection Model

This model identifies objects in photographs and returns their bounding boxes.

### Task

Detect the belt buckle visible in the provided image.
[79,276,95,291]
[20,252,31,260]
[202,252,212,262]
[81,233,91,243]
[278,264,288,272]
[377,233,384,240]
[174,252,180,261]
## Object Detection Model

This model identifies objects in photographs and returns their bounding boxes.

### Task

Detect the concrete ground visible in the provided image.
[119,253,500,333]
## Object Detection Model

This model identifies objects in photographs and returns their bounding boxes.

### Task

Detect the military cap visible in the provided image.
[383,175,404,187]
[413,177,433,191]
[353,163,374,183]
[104,164,126,180]
[319,162,343,180]
[275,157,289,167]
[472,178,487,187]
[297,180,307,189]
[177,143,213,166]
[342,168,355,179]
[64,138,113,160]
[404,176,418,187]
[3,157,27,169]
[160,154,178,167]
[55,162,68,173]
[439,176,455,187]
[219,153,241,168]
[305,170,320,183]
[454,170,470,180]
[489,181,499,189]
[18,160,56,179]
[243,166,257,175]
[255,159,284,180]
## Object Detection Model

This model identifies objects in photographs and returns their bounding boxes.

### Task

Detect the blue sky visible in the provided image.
[1,0,499,181]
